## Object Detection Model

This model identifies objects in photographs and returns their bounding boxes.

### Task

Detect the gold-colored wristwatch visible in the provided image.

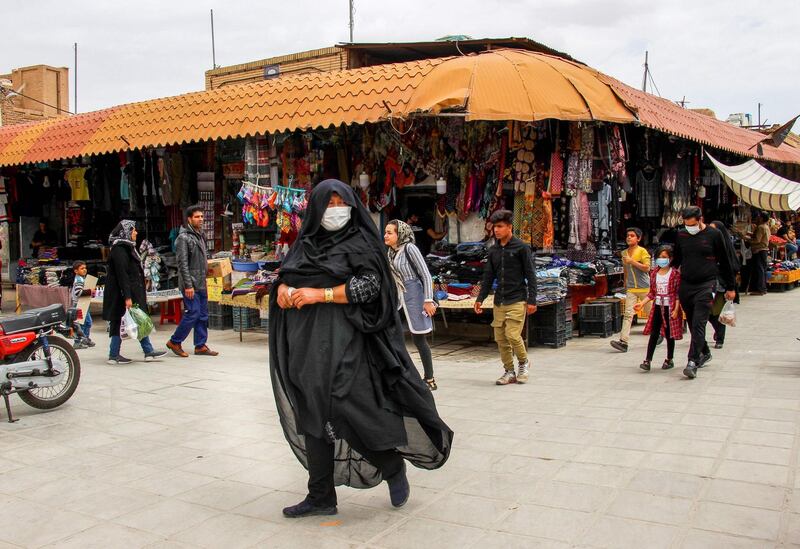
[324,288,334,303]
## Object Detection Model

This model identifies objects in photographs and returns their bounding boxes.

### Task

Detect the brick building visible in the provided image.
[0,64,69,126]
[204,37,573,90]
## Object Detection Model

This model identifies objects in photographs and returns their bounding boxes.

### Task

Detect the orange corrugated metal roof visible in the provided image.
[601,75,800,165]
[0,59,441,166]
[406,50,635,123]
[3,50,800,168]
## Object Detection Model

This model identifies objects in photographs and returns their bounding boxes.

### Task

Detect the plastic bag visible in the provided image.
[120,309,138,340]
[719,300,736,327]
[128,305,154,340]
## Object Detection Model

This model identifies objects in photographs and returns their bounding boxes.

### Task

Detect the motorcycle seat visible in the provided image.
[0,304,67,335]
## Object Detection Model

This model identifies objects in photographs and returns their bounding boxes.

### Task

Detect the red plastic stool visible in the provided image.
[160,298,183,325]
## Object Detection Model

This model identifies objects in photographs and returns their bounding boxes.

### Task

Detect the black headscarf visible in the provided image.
[709,220,741,273]
[269,179,452,490]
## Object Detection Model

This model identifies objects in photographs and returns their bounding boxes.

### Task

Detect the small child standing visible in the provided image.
[634,245,682,371]
[71,261,95,349]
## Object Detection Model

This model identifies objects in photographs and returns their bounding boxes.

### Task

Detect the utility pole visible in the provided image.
[73,42,77,114]
[758,102,762,128]
[348,0,354,43]
[210,9,217,69]
[642,51,648,93]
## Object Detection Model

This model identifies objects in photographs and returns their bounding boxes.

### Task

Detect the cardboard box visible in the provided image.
[207,258,232,278]
[207,276,232,291]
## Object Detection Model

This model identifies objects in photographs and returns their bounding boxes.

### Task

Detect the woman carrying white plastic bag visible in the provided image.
[102,220,167,364]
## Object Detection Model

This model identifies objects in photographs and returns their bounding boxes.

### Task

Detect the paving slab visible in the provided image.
[2,288,800,546]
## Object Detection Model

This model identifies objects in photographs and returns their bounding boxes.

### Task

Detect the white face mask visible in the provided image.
[685,224,700,235]
[321,206,352,232]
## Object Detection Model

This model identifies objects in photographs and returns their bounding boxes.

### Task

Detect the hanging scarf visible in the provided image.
[387,219,415,294]
[109,220,136,248]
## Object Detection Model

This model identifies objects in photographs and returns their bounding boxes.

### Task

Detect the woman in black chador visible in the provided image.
[269,179,452,518]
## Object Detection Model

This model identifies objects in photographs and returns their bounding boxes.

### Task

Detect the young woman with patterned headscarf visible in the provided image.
[102,220,167,364]
[384,219,438,390]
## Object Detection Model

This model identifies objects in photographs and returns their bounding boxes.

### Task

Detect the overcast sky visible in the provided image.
[2,0,798,129]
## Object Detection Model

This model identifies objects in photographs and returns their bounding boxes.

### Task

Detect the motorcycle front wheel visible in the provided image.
[17,335,81,410]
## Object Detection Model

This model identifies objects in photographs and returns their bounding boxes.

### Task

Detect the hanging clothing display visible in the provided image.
[579,125,594,193]
[565,152,580,196]
[636,169,662,218]
[549,151,564,194]
[65,167,90,201]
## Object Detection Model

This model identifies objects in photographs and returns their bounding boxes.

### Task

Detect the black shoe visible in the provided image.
[145,350,168,361]
[610,340,628,352]
[387,463,410,508]
[683,361,697,379]
[698,352,712,368]
[107,355,133,365]
[662,359,674,370]
[714,342,723,349]
[639,360,651,371]
[282,499,337,518]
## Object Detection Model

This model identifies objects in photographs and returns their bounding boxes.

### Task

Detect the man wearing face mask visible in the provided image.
[671,206,736,379]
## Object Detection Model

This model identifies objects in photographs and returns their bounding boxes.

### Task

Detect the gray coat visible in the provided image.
[175,225,208,292]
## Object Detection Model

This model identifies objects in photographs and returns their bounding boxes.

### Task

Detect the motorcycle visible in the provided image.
[0,304,81,423]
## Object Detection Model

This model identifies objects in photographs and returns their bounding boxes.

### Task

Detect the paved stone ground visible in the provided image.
[2,289,800,548]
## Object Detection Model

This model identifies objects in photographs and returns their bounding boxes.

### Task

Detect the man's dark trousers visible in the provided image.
[678,281,715,364]
[170,290,209,349]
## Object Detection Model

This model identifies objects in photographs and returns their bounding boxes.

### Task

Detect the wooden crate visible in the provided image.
[769,269,800,284]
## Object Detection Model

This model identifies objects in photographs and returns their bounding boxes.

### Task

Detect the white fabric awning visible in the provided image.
[707,152,800,212]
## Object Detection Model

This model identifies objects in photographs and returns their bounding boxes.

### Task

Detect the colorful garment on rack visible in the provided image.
[565,152,580,196]
[549,152,564,194]
[65,167,90,201]
[610,126,628,182]
[579,126,595,192]
[636,170,662,218]
[578,191,591,246]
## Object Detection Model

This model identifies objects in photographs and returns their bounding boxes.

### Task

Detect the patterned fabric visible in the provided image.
[549,152,564,194]
[643,268,683,340]
[636,170,662,218]
[610,126,628,182]
[568,194,580,249]
[347,273,380,304]
[662,161,677,191]
[579,126,595,192]
[565,152,580,196]
[390,242,434,302]
[109,220,136,248]
[578,191,591,246]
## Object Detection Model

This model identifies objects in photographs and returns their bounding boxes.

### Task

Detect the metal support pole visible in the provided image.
[211,9,217,69]
[73,43,77,113]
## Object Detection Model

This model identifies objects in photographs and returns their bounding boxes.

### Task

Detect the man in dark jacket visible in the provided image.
[475,210,537,385]
[672,206,736,379]
[167,205,218,357]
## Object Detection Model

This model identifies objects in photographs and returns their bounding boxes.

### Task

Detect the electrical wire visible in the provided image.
[0,88,74,115]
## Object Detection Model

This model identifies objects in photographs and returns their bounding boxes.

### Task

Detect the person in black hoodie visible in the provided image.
[671,207,736,379]
[475,210,538,385]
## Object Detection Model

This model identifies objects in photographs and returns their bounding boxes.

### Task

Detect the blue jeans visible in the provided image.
[170,290,209,349]
[82,311,92,339]
[110,335,154,358]
[74,311,92,342]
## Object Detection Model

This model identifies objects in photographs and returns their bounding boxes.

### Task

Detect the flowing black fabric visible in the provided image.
[709,221,741,273]
[269,179,452,489]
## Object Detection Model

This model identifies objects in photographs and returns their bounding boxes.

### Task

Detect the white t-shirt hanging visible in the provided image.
[655,269,671,306]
